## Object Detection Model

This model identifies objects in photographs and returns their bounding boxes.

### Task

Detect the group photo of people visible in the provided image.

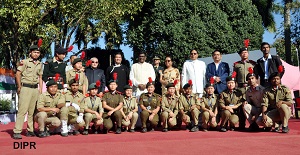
[11,40,294,140]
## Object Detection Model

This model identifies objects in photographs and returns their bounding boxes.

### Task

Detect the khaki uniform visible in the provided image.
[161,94,179,128]
[14,58,43,134]
[201,94,218,129]
[34,92,65,131]
[256,85,292,127]
[219,89,245,127]
[244,85,264,124]
[122,96,138,129]
[178,93,201,126]
[102,91,124,130]
[139,93,161,128]
[60,91,85,129]
[83,96,103,130]
[66,69,88,93]
[233,60,256,128]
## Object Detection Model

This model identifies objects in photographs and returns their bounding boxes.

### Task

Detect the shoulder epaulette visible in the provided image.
[233,61,239,66]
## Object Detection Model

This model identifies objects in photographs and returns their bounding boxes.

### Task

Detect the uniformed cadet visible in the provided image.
[60,78,85,137]
[42,47,67,90]
[120,81,138,132]
[13,45,43,139]
[233,47,256,130]
[256,70,292,133]
[34,80,64,137]
[201,79,218,132]
[102,78,124,134]
[82,82,104,135]
[66,58,88,95]
[161,82,179,132]
[219,73,246,132]
[243,68,264,131]
[178,80,201,132]
[139,78,161,133]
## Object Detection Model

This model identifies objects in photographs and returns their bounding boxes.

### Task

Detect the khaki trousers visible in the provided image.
[202,111,217,129]
[220,110,239,127]
[256,104,291,127]
[140,110,159,128]
[122,112,138,129]
[161,111,177,128]
[34,112,61,131]
[103,111,122,130]
[84,113,103,130]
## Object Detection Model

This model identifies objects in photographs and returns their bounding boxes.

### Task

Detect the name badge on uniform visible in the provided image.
[147,106,151,110]
[229,104,234,107]
[143,99,148,102]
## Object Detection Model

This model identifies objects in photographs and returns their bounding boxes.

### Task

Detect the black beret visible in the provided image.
[183,83,192,89]
[146,81,155,88]
[166,83,176,89]
[68,78,79,85]
[46,80,57,87]
[72,58,82,65]
[205,83,214,88]
[55,47,67,54]
[123,85,132,90]
[226,76,236,82]
[29,45,40,51]
[238,47,248,54]
[246,72,258,81]
[108,79,117,85]
[268,72,282,81]
[88,83,97,90]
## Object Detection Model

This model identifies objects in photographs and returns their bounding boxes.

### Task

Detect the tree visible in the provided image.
[0,0,144,70]
[126,0,264,69]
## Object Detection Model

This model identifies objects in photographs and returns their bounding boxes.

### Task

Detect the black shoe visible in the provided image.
[273,127,280,132]
[73,130,80,136]
[162,128,168,132]
[220,127,227,132]
[142,127,147,133]
[249,122,259,131]
[264,127,272,132]
[38,131,47,138]
[282,126,289,133]
[129,129,135,133]
[190,126,199,132]
[12,133,22,139]
[91,124,96,132]
[186,124,192,130]
[82,129,89,135]
[102,128,108,134]
[26,131,36,137]
[115,128,121,134]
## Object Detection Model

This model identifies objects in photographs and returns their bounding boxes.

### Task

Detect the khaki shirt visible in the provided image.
[17,58,43,84]
[246,85,264,108]
[178,93,200,112]
[66,69,88,91]
[65,90,85,113]
[123,96,138,114]
[233,60,256,84]
[102,91,124,112]
[84,96,103,113]
[161,94,179,115]
[201,94,218,111]
[219,89,245,108]
[261,85,292,110]
[139,93,161,111]
[37,91,65,116]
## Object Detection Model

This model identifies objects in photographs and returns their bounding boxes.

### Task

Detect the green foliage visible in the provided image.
[0,99,11,111]
[127,0,264,70]
[273,38,298,66]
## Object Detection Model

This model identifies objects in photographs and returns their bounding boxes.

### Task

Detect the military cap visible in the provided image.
[146,77,155,88]
[29,45,40,51]
[68,78,79,85]
[55,47,67,54]
[238,47,248,54]
[183,80,193,89]
[166,83,175,89]
[72,58,82,65]
[88,83,97,90]
[46,79,57,87]
[268,65,284,81]
[123,85,132,90]
[205,77,215,88]
[153,56,160,60]
[226,71,237,82]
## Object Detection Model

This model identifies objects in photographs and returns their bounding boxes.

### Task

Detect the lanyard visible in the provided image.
[125,98,131,110]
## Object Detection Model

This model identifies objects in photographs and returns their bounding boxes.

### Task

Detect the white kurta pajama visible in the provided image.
[129,62,156,98]
[181,59,206,97]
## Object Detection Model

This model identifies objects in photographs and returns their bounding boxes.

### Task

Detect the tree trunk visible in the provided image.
[284,0,292,64]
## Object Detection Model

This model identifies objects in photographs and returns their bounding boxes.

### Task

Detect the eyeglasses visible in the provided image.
[190,53,197,55]
[92,61,98,63]
[165,60,171,62]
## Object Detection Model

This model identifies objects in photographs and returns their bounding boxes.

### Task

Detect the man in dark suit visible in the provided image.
[85,57,106,96]
[255,42,284,87]
[206,50,230,94]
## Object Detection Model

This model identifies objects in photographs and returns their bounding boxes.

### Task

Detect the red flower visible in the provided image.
[67,45,73,52]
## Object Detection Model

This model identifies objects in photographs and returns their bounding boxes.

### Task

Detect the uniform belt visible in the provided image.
[238,83,248,87]
[22,83,38,88]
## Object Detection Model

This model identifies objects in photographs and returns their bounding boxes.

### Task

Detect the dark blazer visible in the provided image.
[255,55,283,87]
[206,62,230,94]
[85,67,106,93]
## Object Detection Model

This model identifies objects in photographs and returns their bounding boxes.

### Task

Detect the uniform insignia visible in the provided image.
[19,60,24,66]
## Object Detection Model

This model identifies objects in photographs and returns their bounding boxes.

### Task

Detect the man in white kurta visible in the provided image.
[182,49,206,97]
[130,52,156,98]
